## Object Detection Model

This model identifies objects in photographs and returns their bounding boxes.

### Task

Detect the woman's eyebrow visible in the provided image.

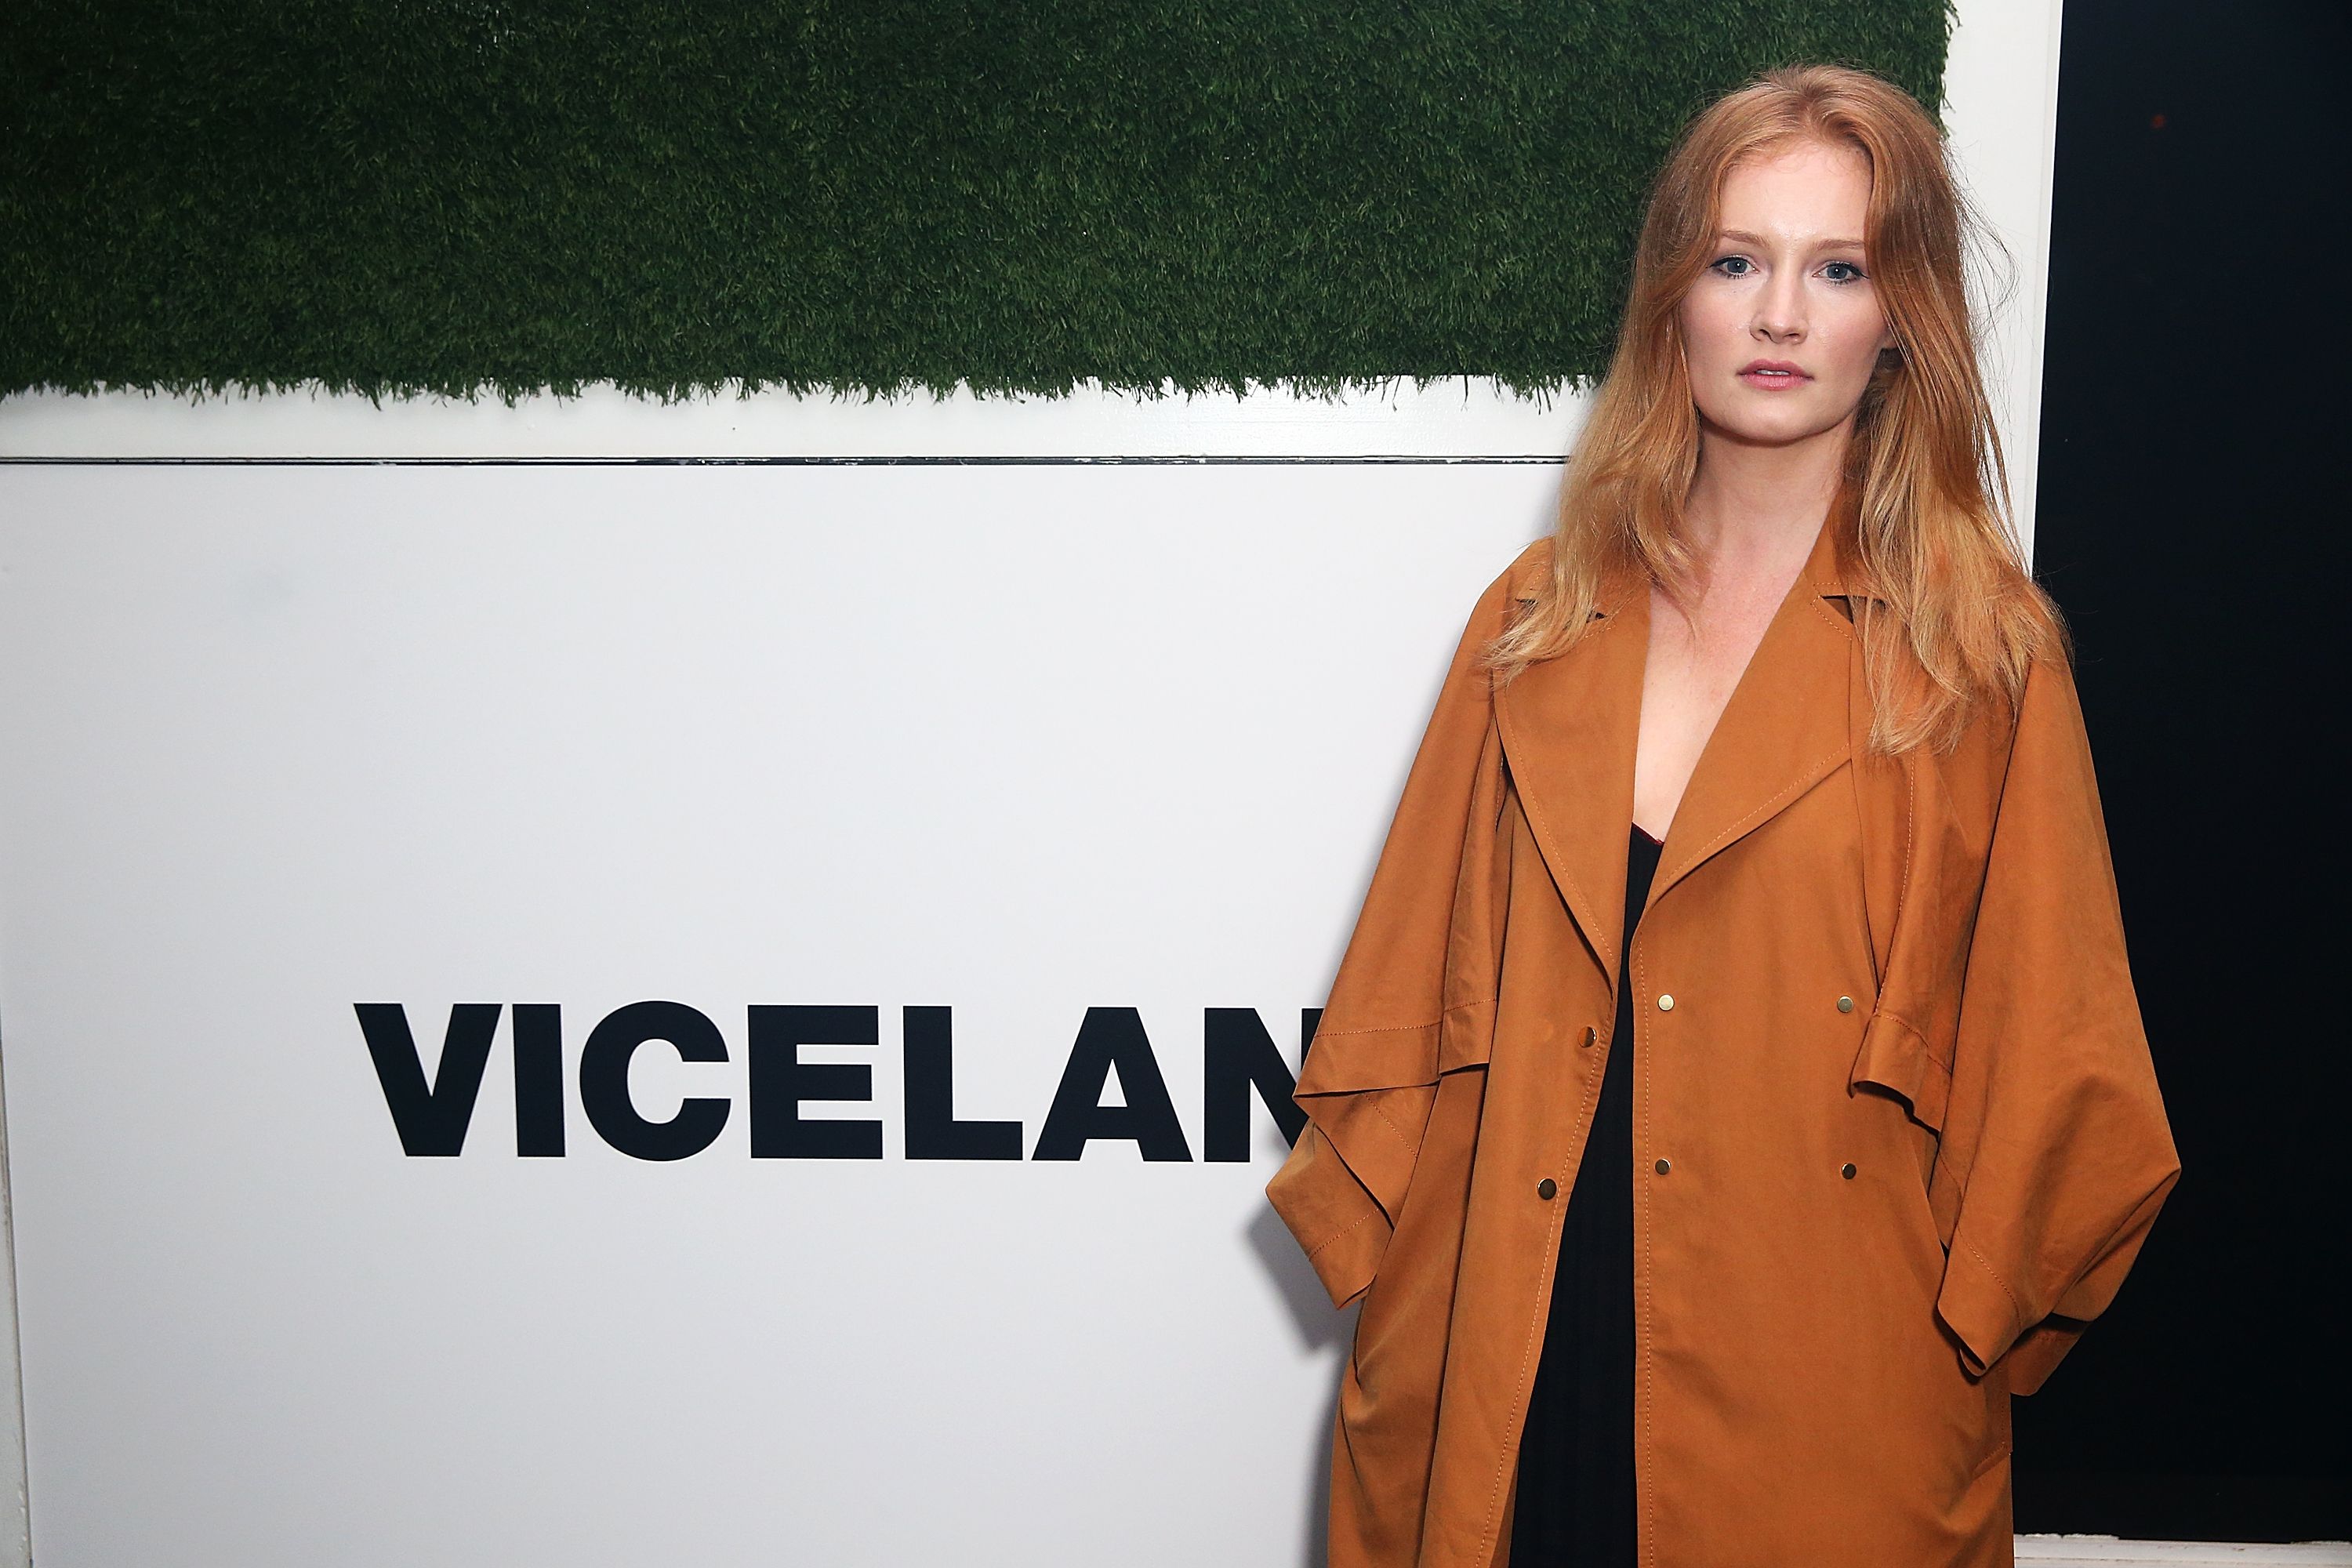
[1715,228,1867,250]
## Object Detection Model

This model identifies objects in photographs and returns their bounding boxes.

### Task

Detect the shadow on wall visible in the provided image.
[1247,1203,1357,1568]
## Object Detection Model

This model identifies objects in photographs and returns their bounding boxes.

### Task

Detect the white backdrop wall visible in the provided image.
[0,7,2069,1564]
[0,463,1553,1566]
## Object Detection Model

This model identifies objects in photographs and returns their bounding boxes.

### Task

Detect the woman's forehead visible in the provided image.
[1717,141,1873,238]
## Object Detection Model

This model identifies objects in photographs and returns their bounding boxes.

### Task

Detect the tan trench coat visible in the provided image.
[1267,490,2180,1568]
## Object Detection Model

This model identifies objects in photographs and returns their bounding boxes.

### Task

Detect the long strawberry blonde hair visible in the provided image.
[1484,64,2063,754]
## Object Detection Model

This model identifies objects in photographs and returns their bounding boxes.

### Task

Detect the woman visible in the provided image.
[1266,65,2179,1568]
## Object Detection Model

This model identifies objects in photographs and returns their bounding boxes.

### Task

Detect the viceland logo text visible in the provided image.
[357,1004,1317,1163]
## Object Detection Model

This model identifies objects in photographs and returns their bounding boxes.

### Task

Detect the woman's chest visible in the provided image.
[1634,579,1809,834]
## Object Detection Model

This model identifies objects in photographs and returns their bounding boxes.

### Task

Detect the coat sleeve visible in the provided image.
[1264,555,1525,1309]
[1930,655,2181,1393]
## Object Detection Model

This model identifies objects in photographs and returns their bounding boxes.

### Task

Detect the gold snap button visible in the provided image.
[1653,1158,1671,1174]
[1656,994,1675,1012]
[1537,1178,1558,1200]
[1836,996,1855,1014]
[1841,1162,1857,1179]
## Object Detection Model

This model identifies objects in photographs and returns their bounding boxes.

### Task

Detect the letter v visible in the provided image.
[355,1003,502,1156]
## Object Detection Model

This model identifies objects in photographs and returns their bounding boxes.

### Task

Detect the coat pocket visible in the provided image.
[1848,1007,1952,1134]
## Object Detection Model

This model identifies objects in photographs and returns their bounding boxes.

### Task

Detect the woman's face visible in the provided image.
[1677,138,1897,451]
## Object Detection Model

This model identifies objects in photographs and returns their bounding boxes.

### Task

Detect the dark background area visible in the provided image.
[2017,0,2347,1541]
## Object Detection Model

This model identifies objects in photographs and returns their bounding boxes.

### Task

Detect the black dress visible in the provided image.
[1509,822,1660,1567]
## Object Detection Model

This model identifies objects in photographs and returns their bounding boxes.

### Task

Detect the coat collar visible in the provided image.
[1494,477,1865,991]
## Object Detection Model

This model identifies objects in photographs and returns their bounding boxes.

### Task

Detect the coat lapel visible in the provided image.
[1492,563,1647,989]
[1496,481,1874,975]
[1646,487,1861,913]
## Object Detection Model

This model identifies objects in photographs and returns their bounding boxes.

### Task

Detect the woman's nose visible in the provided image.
[1752,276,1806,341]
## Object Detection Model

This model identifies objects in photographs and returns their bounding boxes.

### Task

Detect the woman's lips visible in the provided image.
[1738,365,1811,390]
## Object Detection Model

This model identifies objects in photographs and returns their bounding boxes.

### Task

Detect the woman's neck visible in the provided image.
[1680,423,1850,580]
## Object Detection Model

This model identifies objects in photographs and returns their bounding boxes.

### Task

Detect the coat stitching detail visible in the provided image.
[1804,590,1860,641]
[1869,1005,1955,1073]
[1305,1210,1379,1263]
[1663,742,1849,895]
[1496,706,1612,983]
[1962,1236,2027,1348]
[1370,1098,1419,1150]
[1306,995,1494,1044]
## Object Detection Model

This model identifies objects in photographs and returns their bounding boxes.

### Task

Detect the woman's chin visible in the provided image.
[1693,406,1848,450]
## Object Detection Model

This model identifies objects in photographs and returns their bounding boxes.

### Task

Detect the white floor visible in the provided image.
[2018,1540,2352,1565]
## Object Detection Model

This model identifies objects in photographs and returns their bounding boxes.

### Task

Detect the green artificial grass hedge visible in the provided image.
[0,1,1947,402]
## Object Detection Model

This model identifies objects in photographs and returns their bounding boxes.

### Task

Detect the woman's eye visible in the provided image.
[1823,260,1867,284]
[1710,255,1755,278]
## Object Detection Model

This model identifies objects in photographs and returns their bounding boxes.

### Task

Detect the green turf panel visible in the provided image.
[0,1,1949,402]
